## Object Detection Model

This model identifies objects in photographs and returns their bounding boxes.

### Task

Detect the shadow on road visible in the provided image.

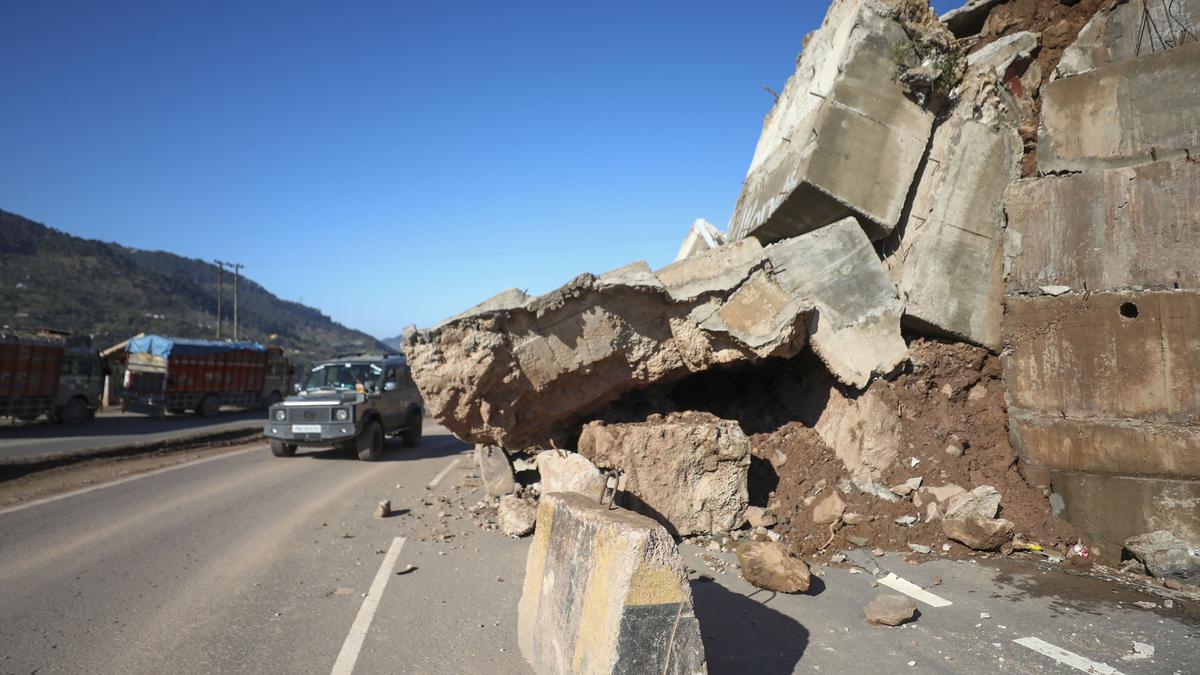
[691,579,808,674]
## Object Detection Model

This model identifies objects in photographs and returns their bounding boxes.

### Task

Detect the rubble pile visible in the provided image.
[407,0,1199,599]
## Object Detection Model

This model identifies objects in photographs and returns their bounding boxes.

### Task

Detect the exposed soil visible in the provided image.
[595,338,1077,558]
[969,0,1107,176]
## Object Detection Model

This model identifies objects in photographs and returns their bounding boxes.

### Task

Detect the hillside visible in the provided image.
[0,209,388,363]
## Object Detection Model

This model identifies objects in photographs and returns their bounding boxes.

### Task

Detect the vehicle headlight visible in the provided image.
[335,408,350,421]
[274,409,287,421]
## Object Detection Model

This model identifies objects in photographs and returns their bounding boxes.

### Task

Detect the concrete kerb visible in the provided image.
[518,492,706,674]
[0,427,265,482]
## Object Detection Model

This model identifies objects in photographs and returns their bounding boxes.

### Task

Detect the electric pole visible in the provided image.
[214,260,225,339]
[215,260,244,341]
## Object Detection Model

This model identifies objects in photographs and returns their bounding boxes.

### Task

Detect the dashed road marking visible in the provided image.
[331,535,407,675]
[877,572,953,608]
[1014,637,1124,674]
[0,445,263,517]
[426,457,460,489]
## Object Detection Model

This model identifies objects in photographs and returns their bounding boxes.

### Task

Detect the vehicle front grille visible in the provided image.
[283,407,332,422]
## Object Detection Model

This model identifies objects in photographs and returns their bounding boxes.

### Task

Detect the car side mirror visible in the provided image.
[384,381,397,392]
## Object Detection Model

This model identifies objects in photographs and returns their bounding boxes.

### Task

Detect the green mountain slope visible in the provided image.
[0,209,387,363]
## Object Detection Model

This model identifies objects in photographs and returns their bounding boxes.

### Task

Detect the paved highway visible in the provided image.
[1,422,1195,674]
[0,410,266,461]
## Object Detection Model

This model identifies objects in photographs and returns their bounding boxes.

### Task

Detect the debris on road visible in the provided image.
[474,445,515,497]
[1125,530,1200,585]
[497,494,536,538]
[374,500,391,518]
[735,540,811,594]
[864,593,917,627]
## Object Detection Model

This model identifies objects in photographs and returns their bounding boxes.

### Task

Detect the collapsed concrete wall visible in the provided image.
[727,0,945,243]
[403,242,813,449]
[674,218,725,262]
[1038,40,1200,173]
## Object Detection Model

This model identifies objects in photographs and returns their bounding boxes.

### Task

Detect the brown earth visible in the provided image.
[969,0,1107,176]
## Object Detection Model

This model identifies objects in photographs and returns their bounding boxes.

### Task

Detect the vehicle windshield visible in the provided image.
[303,362,382,392]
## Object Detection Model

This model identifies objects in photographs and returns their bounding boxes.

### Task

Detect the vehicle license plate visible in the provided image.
[292,424,321,433]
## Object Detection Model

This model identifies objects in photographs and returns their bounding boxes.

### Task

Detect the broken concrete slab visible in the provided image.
[767,217,909,388]
[1038,41,1200,173]
[1125,530,1200,585]
[940,0,1006,37]
[517,492,706,674]
[727,0,941,243]
[814,384,901,483]
[1004,157,1200,294]
[942,485,1001,521]
[968,31,1040,77]
[498,494,537,538]
[474,445,516,497]
[403,244,812,449]
[889,79,1021,349]
[1055,0,1200,80]
[1053,471,1200,565]
[674,218,725,262]
[536,450,608,501]
[735,540,811,593]
[578,412,750,536]
[864,593,917,626]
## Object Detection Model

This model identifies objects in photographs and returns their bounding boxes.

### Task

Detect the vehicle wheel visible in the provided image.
[60,397,89,425]
[401,411,422,447]
[196,394,220,418]
[357,420,384,461]
[270,439,297,457]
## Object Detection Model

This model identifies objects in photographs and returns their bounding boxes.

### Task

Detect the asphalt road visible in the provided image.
[0,410,266,461]
[1,422,1196,674]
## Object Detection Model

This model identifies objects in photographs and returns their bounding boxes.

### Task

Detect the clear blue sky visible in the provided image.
[1,0,959,339]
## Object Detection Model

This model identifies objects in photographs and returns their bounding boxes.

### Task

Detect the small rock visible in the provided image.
[1132,601,1157,610]
[846,535,870,547]
[843,512,871,526]
[980,611,991,619]
[942,543,951,552]
[872,548,885,557]
[864,593,917,626]
[1121,641,1155,661]
[1164,599,1174,609]
[908,544,932,555]
[967,384,987,401]
[895,515,918,527]
[831,553,847,564]
[497,494,536,538]
[736,541,811,593]
[812,492,846,525]
[745,506,778,529]
[891,477,923,497]
[1049,492,1066,517]
[943,515,1015,551]
[397,564,418,575]
[868,579,878,588]
[943,485,1001,521]
[374,500,391,518]
[1039,285,1071,296]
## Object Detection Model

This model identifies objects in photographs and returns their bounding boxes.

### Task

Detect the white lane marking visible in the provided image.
[877,573,953,608]
[1014,637,1124,674]
[331,536,407,675]
[0,445,263,518]
[426,457,460,489]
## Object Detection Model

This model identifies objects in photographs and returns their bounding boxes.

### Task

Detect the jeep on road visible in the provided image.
[264,353,422,461]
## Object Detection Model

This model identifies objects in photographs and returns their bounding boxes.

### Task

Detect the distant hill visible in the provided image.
[0,209,388,364]
[382,335,404,352]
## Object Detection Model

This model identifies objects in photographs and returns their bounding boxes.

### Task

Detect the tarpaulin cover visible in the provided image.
[126,335,266,358]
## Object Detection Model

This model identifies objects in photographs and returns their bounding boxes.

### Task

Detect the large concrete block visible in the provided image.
[1038,41,1200,173]
[766,217,909,388]
[891,91,1021,349]
[518,492,706,674]
[1010,412,1200,479]
[939,0,1006,37]
[1051,470,1200,565]
[1004,291,1200,423]
[727,0,937,243]
[404,248,813,449]
[1004,157,1200,294]
[577,412,750,537]
[1055,0,1200,79]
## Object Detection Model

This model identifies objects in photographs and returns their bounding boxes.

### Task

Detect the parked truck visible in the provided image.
[0,332,106,424]
[122,335,291,418]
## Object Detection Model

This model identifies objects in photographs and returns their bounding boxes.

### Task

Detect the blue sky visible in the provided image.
[0,0,959,338]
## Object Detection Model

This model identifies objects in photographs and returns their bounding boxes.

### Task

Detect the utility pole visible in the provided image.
[214,260,225,339]
[215,260,244,341]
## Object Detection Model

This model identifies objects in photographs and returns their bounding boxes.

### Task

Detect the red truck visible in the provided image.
[122,335,291,417]
[0,332,105,424]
